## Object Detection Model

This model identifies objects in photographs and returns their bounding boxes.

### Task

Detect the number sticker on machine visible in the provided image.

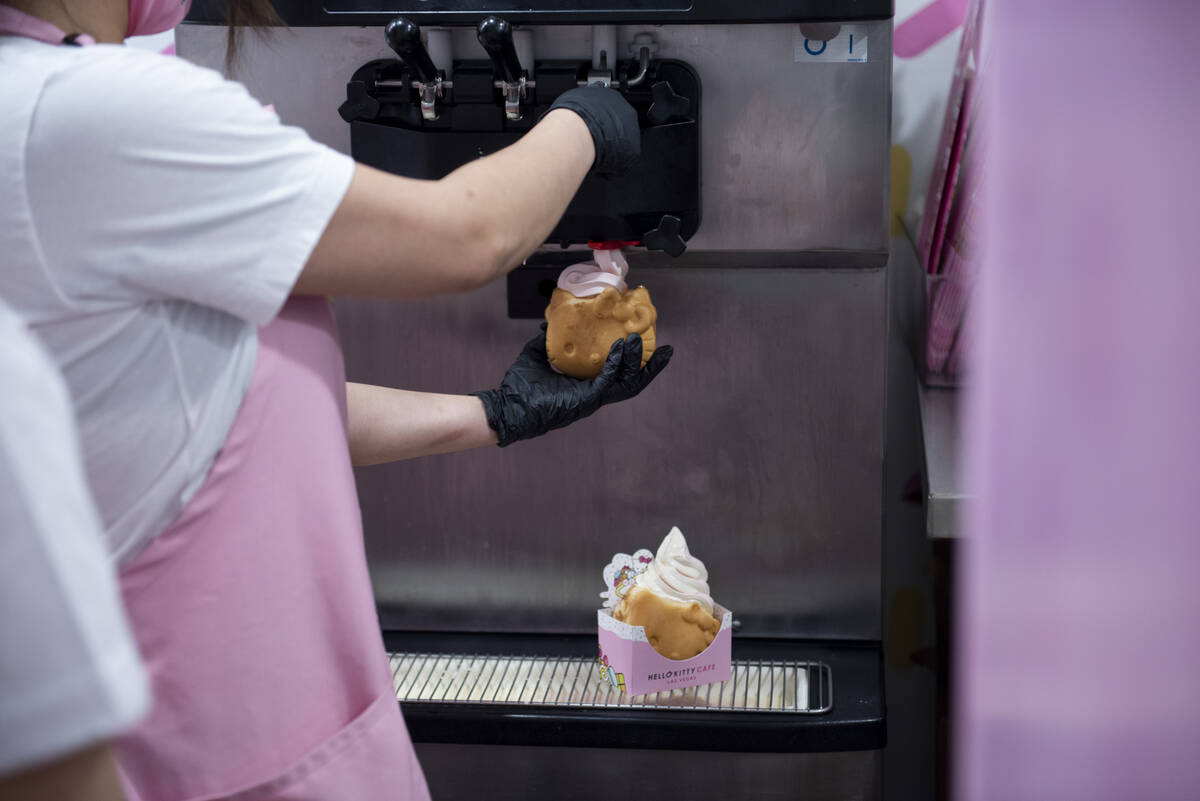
[794,25,869,63]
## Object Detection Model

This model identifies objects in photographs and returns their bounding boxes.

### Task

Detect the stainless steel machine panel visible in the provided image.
[175,22,889,641]
[335,264,885,640]
[176,22,891,251]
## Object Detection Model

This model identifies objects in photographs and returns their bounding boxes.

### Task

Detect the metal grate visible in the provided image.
[389,653,833,714]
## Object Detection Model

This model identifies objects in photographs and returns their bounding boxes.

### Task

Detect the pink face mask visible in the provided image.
[126,0,191,38]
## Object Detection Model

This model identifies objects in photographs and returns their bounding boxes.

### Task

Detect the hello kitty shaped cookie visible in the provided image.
[600,548,655,609]
[545,249,657,380]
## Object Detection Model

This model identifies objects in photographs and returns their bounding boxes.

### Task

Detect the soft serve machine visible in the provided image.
[181,2,893,797]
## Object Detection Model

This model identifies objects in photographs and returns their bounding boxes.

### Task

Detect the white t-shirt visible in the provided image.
[0,38,355,564]
[0,299,149,775]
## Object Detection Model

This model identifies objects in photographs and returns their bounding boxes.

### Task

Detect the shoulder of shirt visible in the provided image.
[61,43,238,94]
[28,44,274,145]
[38,44,258,119]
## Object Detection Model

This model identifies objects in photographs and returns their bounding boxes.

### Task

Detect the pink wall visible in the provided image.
[959,3,1200,799]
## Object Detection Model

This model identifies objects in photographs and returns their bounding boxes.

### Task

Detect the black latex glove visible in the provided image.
[473,325,672,447]
[548,85,641,177]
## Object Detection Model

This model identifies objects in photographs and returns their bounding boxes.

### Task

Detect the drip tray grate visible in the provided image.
[389,653,833,714]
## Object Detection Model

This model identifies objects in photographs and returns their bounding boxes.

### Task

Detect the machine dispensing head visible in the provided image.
[477,17,533,121]
[384,16,451,121]
[341,20,700,256]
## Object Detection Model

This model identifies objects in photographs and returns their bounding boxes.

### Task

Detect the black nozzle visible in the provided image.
[385,16,438,84]
[476,16,523,83]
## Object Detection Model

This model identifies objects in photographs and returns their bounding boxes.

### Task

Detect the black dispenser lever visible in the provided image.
[385,17,438,84]
[476,17,530,122]
[384,16,450,122]
[476,17,523,84]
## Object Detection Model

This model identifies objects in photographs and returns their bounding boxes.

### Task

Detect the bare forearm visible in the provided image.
[0,744,127,801]
[299,109,593,300]
[441,108,594,272]
[346,382,497,466]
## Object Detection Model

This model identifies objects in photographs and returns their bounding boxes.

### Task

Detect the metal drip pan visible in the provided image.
[390,653,833,714]
[380,634,882,753]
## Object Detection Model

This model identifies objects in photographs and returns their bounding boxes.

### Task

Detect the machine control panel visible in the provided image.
[328,0,689,10]
[187,0,893,25]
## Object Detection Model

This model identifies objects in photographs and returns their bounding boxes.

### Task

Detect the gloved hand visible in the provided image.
[473,325,672,447]
[548,85,641,177]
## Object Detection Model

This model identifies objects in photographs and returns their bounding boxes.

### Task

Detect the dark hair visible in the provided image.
[224,0,281,75]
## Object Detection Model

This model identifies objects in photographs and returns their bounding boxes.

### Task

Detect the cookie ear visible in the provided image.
[611,297,648,333]
[623,303,654,333]
[593,287,619,319]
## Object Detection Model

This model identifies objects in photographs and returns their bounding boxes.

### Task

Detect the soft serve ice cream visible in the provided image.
[613,527,721,660]
[556,248,629,296]
[635,527,715,616]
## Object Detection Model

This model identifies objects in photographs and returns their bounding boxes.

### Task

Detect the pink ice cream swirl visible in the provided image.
[556,249,629,298]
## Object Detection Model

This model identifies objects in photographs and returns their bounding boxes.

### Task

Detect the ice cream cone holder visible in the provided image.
[598,604,733,696]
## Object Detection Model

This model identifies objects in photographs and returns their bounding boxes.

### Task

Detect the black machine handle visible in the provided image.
[476,17,523,83]
[642,215,687,257]
[385,16,438,84]
[338,81,381,123]
[647,81,691,125]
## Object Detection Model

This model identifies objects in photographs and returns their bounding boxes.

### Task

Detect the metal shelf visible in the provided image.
[391,652,832,714]
[384,632,884,753]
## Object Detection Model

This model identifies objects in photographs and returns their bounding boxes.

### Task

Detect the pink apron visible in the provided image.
[114,298,430,800]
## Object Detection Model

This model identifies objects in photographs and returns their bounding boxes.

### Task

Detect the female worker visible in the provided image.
[0,1,670,798]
